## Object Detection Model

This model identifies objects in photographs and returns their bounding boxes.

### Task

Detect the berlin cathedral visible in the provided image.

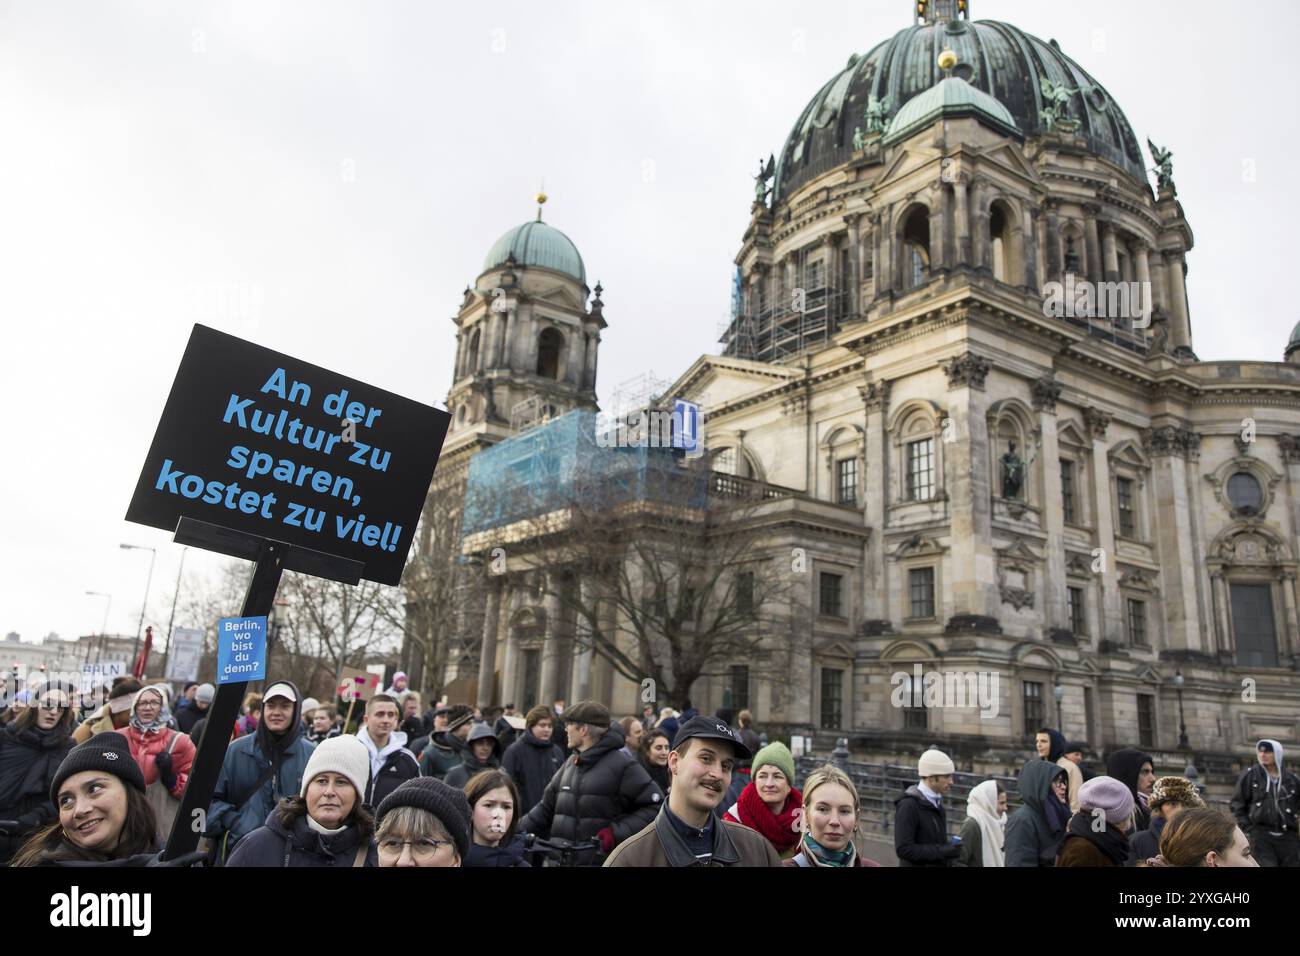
[408,0,1300,788]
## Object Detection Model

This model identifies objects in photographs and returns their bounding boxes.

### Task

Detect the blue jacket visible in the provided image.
[207,733,316,846]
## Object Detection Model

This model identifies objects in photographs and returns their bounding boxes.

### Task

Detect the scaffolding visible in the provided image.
[461,409,709,539]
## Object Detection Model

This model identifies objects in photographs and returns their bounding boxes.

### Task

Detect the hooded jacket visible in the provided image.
[502,729,565,814]
[419,728,469,780]
[1230,739,1299,834]
[1041,727,1083,813]
[518,727,663,856]
[117,687,196,800]
[444,723,503,790]
[1106,748,1154,833]
[356,727,419,809]
[207,681,315,846]
[893,785,959,867]
[224,805,377,868]
[1004,759,1068,867]
[0,720,75,862]
[603,803,781,867]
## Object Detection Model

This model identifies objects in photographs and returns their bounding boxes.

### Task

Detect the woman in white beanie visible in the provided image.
[225,734,376,867]
[956,780,1006,867]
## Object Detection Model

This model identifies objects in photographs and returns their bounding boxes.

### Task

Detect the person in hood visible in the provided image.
[604,715,779,867]
[1131,775,1204,862]
[894,749,961,866]
[384,671,409,697]
[501,705,565,814]
[176,683,213,735]
[786,764,879,867]
[463,769,530,867]
[444,721,502,789]
[1106,747,1155,836]
[519,700,663,864]
[1056,775,1134,867]
[722,740,802,860]
[1152,807,1259,867]
[419,703,475,780]
[71,677,142,744]
[374,777,471,867]
[11,732,201,867]
[1230,738,1299,866]
[956,779,1006,867]
[1036,726,1082,812]
[115,684,196,838]
[356,694,419,809]
[206,680,315,858]
[1005,759,1070,867]
[226,734,376,867]
[0,680,78,863]
[637,728,672,798]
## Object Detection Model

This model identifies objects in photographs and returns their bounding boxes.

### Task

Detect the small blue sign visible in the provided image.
[672,398,701,455]
[216,615,267,684]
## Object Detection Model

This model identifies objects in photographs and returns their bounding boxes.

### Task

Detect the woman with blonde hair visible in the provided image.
[1148,807,1259,867]
[786,764,879,867]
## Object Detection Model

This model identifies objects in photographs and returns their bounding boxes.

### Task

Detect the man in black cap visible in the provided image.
[603,715,782,867]
[518,700,661,864]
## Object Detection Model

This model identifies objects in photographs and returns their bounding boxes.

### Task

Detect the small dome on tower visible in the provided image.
[1286,319,1300,363]
[481,199,586,285]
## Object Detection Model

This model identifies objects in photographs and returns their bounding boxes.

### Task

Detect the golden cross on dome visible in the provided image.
[535,181,547,221]
[917,0,969,24]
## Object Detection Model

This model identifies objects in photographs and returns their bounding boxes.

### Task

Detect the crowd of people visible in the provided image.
[0,673,1295,868]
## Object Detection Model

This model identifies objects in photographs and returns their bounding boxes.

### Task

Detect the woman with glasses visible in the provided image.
[1005,759,1071,867]
[373,777,472,868]
[0,680,78,864]
[225,735,377,867]
[463,769,530,867]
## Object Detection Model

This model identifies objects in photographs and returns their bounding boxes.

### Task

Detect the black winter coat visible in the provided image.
[1230,763,1299,833]
[364,747,420,810]
[502,731,565,814]
[176,705,207,735]
[518,728,662,853]
[894,786,959,867]
[465,835,531,867]
[0,722,75,863]
[224,807,378,868]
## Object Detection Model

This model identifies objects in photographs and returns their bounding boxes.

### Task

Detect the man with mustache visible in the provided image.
[603,716,781,867]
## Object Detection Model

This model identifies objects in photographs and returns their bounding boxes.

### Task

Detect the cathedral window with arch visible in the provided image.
[900,205,930,292]
[536,327,563,380]
[906,438,934,500]
[464,328,481,375]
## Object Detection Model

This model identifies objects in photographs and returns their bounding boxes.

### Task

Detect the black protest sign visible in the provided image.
[126,324,449,585]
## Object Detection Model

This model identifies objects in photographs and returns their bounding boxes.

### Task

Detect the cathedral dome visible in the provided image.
[1286,320,1300,359]
[774,7,1146,203]
[482,219,586,285]
[883,74,1019,145]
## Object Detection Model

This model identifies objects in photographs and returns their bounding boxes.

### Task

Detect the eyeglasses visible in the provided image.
[376,838,453,862]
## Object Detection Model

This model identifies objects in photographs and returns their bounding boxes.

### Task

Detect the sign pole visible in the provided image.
[161,539,283,860]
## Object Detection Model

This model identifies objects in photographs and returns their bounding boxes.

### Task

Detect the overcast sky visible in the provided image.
[1,0,1294,650]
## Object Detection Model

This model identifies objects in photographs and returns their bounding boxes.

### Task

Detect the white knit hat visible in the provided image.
[917,748,955,777]
[300,734,371,799]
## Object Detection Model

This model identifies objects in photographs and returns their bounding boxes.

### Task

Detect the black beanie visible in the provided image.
[50,732,146,803]
[375,777,472,861]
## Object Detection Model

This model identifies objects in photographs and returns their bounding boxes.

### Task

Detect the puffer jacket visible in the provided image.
[502,730,566,814]
[893,785,960,867]
[207,732,316,847]
[419,730,467,780]
[518,727,662,860]
[0,722,75,863]
[117,725,196,799]
[224,806,377,867]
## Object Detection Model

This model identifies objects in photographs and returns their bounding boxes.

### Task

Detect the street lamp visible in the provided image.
[1053,680,1066,728]
[120,544,157,672]
[1174,669,1189,750]
[84,591,112,663]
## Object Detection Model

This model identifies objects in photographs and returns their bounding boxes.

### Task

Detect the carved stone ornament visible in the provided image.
[1083,406,1111,439]
[1000,585,1036,610]
[859,380,891,415]
[942,353,991,391]
[1141,425,1201,460]
[1278,434,1300,464]
[1031,376,1061,413]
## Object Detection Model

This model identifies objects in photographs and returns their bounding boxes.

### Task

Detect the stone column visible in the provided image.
[943,354,999,625]
[952,178,970,266]
[1278,571,1299,661]
[1034,376,1067,632]
[475,577,504,708]
[1165,253,1193,350]
[474,318,488,372]
[1085,407,1123,640]
[1134,244,1153,331]
[1209,571,1231,654]
[538,572,562,703]
[501,308,515,370]
[1143,427,1206,652]
[501,587,520,707]
[570,575,595,701]
[871,212,885,301]
[1084,208,1103,284]
[844,213,862,316]
[859,380,891,625]
[1020,204,1038,291]
[1044,203,1062,283]
[972,183,991,272]
[1102,224,1120,283]
[452,330,464,381]
[929,187,949,273]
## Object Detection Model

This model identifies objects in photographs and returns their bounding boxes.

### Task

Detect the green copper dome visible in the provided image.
[883,74,1019,145]
[1287,320,1300,357]
[482,220,586,285]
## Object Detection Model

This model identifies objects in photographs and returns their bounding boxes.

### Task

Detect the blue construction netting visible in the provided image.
[461,409,708,538]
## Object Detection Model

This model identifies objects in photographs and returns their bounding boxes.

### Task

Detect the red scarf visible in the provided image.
[735,782,803,852]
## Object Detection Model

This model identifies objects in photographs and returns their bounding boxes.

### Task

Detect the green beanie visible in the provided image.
[750,741,795,785]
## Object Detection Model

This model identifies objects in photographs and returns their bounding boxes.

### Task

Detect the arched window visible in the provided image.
[536,328,563,380]
[990,203,1008,283]
[464,328,480,376]
[901,205,930,292]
